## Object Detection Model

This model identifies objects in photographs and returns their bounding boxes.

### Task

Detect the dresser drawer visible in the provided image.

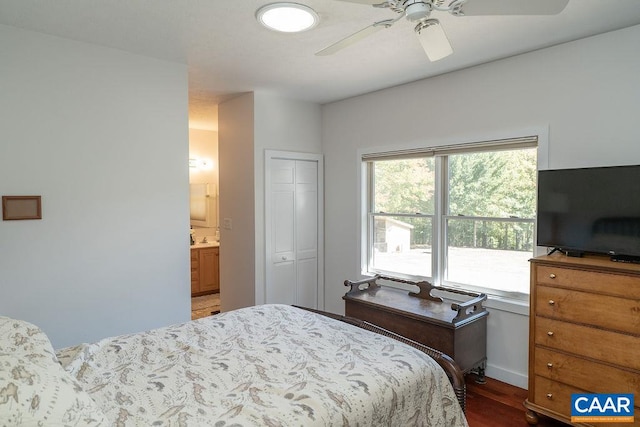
[535,317,640,370]
[532,376,577,418]
[535,347,640,398]
[536,285,640,335]
[533,376,640,424]
[535,265,640,299]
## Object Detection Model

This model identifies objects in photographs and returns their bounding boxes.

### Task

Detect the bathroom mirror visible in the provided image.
[190,183,218,228]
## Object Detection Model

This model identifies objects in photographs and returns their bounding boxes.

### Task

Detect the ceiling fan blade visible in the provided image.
[457,0,570,16]
[333,0,386,4]
[315,24,384,56]
[416,19,453,62]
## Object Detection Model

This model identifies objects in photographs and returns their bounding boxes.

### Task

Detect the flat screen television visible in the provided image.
[537,164,640,262]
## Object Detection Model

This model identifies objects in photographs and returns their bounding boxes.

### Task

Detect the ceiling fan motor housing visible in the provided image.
[404,0,432,22]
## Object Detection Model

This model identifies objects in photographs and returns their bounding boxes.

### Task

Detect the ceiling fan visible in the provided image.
[316,0,570,61]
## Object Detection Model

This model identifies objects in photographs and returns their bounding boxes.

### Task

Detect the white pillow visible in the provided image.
[0,316,109,426]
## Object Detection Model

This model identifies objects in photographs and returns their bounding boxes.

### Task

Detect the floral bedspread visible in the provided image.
[57,304,468,426]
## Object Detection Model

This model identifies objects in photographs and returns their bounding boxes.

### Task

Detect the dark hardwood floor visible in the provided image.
[465,375,567,427]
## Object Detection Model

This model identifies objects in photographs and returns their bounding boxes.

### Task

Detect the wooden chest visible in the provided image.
[343,276,488,377]
[524,254,640,425]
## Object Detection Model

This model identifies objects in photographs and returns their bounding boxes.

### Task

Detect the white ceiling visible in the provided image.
[2,0,640,130]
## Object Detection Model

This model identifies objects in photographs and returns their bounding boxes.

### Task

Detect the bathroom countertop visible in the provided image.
[190,242,220,249]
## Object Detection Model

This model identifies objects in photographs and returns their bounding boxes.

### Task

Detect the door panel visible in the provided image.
[296,162,317,184]
[295,161,318,306]
[296,183,317,260]
[269,261,296,305]
[273,190,295,262]
[297,257,318,308]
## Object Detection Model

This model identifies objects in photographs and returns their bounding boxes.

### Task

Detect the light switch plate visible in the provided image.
[223,218,232,230]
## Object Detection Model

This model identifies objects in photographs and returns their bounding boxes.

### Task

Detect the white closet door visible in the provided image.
[268,159,296,305]
[295,160,318,308]
[265,152,323,309]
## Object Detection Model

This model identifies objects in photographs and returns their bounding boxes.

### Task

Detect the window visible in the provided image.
[363,138,537,300]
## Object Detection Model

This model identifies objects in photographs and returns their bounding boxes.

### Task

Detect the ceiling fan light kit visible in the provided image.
[256,2,319,33]
[317,0,570,61]
[416,19,453,61]
[404,0,432,22]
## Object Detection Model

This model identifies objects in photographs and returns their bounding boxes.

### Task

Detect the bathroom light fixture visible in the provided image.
[256,3,319,33]
[189,158,213,171]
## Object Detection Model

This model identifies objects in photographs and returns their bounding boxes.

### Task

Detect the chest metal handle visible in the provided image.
[549,273,556,279]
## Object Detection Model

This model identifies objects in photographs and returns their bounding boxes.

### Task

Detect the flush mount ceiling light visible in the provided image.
[256,3,319,33]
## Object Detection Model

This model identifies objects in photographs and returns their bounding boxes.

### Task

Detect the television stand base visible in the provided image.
[546,247,563,256]
[564,250,583,258]
[610,254,640,264]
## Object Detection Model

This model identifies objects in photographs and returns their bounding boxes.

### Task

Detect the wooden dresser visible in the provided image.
[525,254,640,425]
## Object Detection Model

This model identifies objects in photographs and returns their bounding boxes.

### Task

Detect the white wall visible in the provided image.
[0,25,191,349]
[253,93,323,306]
[218,92,322,311]
[218,93,256,312]
[321,24,640,387]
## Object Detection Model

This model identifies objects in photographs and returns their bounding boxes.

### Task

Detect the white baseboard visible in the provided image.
[485,364,528,389]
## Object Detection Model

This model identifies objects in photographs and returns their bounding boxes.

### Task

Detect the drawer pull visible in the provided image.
[282,256,287,261]
[548,300,555,306]
[549,273,556,279]
[546,393,553,400]
[547,363,553,368]
[547,331,554,337]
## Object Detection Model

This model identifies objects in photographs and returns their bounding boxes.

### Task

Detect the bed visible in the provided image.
[1,304,468,426]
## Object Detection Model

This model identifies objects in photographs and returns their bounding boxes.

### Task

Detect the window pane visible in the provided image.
[372,215,432,277]
[445,218,534,294]
[448,149,536,218]
[373,158,435,215]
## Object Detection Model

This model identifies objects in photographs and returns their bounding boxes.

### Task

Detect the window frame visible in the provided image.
[360,135,542,302]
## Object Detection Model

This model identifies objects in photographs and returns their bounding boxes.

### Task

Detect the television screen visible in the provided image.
[537,165,640,260]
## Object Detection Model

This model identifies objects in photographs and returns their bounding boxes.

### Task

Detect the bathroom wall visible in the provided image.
[189,128,218,187]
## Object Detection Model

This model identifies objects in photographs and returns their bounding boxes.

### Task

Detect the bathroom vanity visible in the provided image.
[190,243,219,296]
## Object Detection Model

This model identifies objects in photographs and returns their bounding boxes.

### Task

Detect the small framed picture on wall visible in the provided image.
[2,195,42,220]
